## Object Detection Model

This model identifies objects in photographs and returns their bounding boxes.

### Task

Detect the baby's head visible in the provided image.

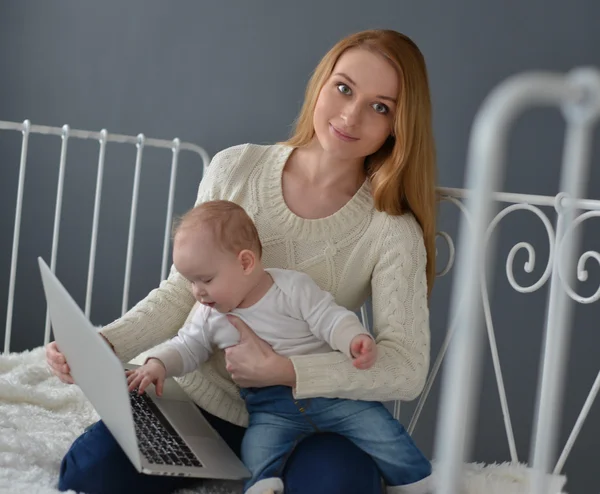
[172,200,263,313]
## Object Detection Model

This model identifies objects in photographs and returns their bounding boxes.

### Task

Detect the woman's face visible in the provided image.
[313,47,398,162]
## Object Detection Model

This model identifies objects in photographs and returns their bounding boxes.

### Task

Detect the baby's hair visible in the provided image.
[173,200,263,258]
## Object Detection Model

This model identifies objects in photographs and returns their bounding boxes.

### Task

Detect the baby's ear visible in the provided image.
[238,249,256,274]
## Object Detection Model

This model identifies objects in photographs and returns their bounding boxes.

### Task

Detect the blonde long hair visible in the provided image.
[283,29,437,295]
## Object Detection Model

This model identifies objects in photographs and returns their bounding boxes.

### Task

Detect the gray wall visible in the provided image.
[1,1,599,492]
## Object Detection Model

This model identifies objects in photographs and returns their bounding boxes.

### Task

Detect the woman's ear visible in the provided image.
[238,249,256,274]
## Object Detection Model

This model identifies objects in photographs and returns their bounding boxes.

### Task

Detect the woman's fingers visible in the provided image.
[46,342,62,365]
[60,373,75,384]
[46,341,75,384]
[226,315,255,342]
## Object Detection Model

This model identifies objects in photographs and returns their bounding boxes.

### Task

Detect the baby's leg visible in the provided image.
[315,400,432,493]
[242,410,310,494]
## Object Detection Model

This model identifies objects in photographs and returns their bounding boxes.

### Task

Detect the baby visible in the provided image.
[127,200,432,494]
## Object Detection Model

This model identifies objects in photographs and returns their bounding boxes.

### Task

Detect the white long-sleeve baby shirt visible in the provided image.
[150,268,371,377]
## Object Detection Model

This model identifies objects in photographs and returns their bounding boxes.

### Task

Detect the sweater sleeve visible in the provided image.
[100,145,246,362]
[289,214,430,402]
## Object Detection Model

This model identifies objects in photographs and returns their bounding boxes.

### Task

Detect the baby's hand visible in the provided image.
[126,358,167,396]
[349,334,377,370]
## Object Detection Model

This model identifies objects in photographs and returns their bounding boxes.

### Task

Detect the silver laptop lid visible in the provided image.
[38,257,142,471]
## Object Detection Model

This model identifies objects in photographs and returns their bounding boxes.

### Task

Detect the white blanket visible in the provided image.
[0,347,567,494]
[0,347,242,494]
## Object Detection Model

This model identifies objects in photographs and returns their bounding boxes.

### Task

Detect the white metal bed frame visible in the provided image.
[1,66,600,494]
[434,67,600,494]
[0,120,210,353]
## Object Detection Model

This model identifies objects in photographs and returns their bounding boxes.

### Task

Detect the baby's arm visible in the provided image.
[125,309,213,396]
[295,274,376,368]
[146,303,214,377]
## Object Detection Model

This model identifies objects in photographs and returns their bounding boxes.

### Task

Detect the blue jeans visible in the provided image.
[58,407,384,494]
[240,386,432,493]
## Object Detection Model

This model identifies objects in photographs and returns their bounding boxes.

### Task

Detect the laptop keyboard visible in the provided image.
[129,390,203,468]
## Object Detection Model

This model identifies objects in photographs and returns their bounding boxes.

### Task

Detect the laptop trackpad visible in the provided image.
[152,398,216,438]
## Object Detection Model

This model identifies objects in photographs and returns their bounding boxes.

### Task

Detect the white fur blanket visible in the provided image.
[0,347,242,494]
[0,347,567,494]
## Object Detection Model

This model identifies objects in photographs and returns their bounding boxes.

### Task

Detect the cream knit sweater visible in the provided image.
[101,143,430,427]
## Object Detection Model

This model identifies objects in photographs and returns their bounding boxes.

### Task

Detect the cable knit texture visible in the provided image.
[101,143,430,427]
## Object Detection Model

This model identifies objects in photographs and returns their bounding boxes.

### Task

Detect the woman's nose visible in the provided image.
[341,101,361,127]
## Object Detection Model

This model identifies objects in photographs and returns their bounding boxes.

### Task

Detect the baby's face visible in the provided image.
[173,228,248,313]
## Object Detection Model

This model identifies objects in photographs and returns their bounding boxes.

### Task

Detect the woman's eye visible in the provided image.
[337,83,352,95]
[372,103,389,114]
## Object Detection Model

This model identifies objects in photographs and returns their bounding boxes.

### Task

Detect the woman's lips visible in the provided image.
[330,124,359,142]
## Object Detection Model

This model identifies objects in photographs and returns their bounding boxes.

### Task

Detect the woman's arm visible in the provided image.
[289,214,430,402]
[101,272,195,363]
[101,145,246,362]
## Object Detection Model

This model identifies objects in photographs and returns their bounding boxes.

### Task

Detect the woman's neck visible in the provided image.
[296,139,366,193]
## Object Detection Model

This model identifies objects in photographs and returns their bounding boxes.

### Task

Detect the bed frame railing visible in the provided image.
[433,67,600,494]
[0,120,210,353]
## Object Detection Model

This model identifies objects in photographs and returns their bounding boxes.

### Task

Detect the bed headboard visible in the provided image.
[0,120,209,352]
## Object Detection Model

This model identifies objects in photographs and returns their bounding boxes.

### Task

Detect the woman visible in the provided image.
[47,28,437,494]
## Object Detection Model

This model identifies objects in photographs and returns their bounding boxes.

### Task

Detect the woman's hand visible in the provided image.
[46,333,114,385]
[224,315,296,388]
[46,341,74,384]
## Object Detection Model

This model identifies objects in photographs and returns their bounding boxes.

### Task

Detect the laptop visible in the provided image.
[38,256,250,480]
